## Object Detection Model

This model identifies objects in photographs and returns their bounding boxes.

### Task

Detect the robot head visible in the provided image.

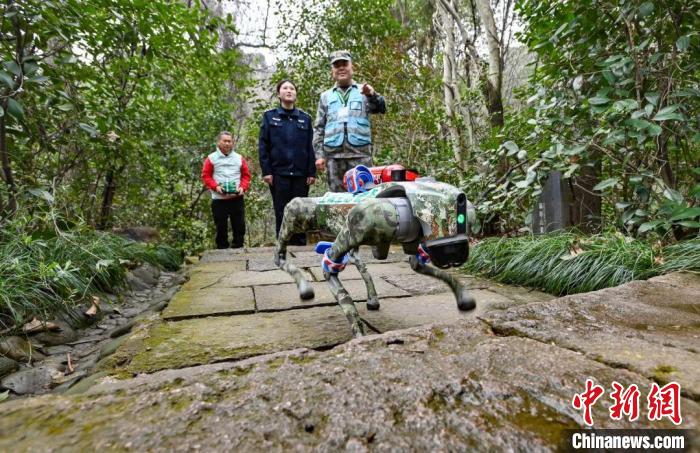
[344,165,375,194]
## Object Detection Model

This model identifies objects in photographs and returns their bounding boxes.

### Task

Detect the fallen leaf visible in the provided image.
[0,390,9,402]
[22,317,60,333]
[654,256,665,265]
[66,353,74,374]
[560,245,584,261]
[85,296,100,316]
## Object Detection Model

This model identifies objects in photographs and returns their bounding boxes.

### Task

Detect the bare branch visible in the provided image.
[436,0,483,66]
[477,160,528,202]
[235,41,278,49]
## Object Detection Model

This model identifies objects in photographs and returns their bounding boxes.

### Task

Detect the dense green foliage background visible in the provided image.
[258,0,698,240]
[2,0,697,248]
[1,0,251,253]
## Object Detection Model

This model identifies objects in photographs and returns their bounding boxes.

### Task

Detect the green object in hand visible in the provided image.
[222,180,237,194]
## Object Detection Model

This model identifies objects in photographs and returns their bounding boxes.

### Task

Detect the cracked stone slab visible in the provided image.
[199,249,250,263]
[256,245,314,254]
[381,273,456,296]
[307,261,416,282]
[3,322,697,451]
[216,269,314,288]
[162,287,255,320]
[470,280,553,306]
[481,273,700,398]
[248,255,320,271]
[255,279,411,311]
[125,307,353,374]
[180,271,231,291]
[446,273,555,307]
[358,289,527,332]
[189,261,247,273]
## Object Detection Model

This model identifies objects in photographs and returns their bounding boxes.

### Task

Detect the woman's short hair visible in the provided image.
[276,79,297,93]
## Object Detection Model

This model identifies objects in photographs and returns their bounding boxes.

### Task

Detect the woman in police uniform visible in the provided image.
[258,79,316,244]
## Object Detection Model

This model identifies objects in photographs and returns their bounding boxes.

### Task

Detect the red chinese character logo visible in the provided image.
[572,378,605,426]
[609,381,640,421]
[647,382,682,425]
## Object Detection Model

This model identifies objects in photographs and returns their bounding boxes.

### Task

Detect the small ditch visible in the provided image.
[0,264,186,400]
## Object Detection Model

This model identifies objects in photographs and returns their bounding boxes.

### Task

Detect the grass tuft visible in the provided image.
[0,228,182,331]
[463,232,698,295]
[656,238,700,274]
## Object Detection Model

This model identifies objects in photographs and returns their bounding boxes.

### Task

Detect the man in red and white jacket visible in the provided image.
[201,131,252,249]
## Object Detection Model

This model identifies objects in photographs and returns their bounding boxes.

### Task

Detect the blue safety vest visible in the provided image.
[323,85,372,147]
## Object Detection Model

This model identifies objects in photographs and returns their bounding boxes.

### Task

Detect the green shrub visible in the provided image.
[463,232,698,295]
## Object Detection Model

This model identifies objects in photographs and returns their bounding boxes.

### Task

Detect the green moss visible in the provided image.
[94,317,162,378]
[233,365,254,376]
[124,321,218,374]
[169,394,194,412]
[425,391,448,412]
[9,397,133,443]
[157,377,186,392]
[391,407,404,425]
[216,365,255,378]
[480,391,578,444]
[653,364,678,384]
[64,371,111,395]
[79,401,133,435]
[289,354,316,365]
[655,364,677,373]
[45,413,76,436]
[123,318,290,374]
[429,327,446,345]
[267,357,286,370]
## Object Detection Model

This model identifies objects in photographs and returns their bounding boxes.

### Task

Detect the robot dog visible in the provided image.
[274,165,476,337]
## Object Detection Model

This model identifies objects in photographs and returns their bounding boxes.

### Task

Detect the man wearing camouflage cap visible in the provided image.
[313,50,386,192]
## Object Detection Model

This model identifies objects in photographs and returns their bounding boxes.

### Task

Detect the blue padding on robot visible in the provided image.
[315,241,333,255]
[416,243,432,265]
[344,165,374,194]
[315,241,349,273]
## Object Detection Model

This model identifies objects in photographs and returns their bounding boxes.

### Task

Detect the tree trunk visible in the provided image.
[474,0,504,127]
[461,55,476,152]
[97,163,125,230]
[571,158,602,233]
[0,100,18,217]
[657,131,676,189]
[438,0,464,167]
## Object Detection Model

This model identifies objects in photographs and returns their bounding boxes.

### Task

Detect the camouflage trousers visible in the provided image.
[326,155,373,192]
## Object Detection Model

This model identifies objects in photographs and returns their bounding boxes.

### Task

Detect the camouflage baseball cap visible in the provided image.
[329,50,352,65]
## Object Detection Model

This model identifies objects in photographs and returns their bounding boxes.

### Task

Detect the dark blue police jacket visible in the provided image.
[258,107,316,178]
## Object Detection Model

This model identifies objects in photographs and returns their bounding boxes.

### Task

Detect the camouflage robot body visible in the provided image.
[275,177,476,336]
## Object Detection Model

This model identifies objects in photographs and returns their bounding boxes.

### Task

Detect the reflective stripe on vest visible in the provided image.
[208,149,242,200]
[323,86,372,147]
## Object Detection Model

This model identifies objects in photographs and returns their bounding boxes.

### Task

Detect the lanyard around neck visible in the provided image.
[336,86,353,106]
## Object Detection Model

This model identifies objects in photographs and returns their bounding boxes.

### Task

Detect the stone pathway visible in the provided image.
[1,247,698,451]
[90,246,548,376]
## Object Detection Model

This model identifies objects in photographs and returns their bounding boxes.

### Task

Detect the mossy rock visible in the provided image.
[0,356,19,378]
